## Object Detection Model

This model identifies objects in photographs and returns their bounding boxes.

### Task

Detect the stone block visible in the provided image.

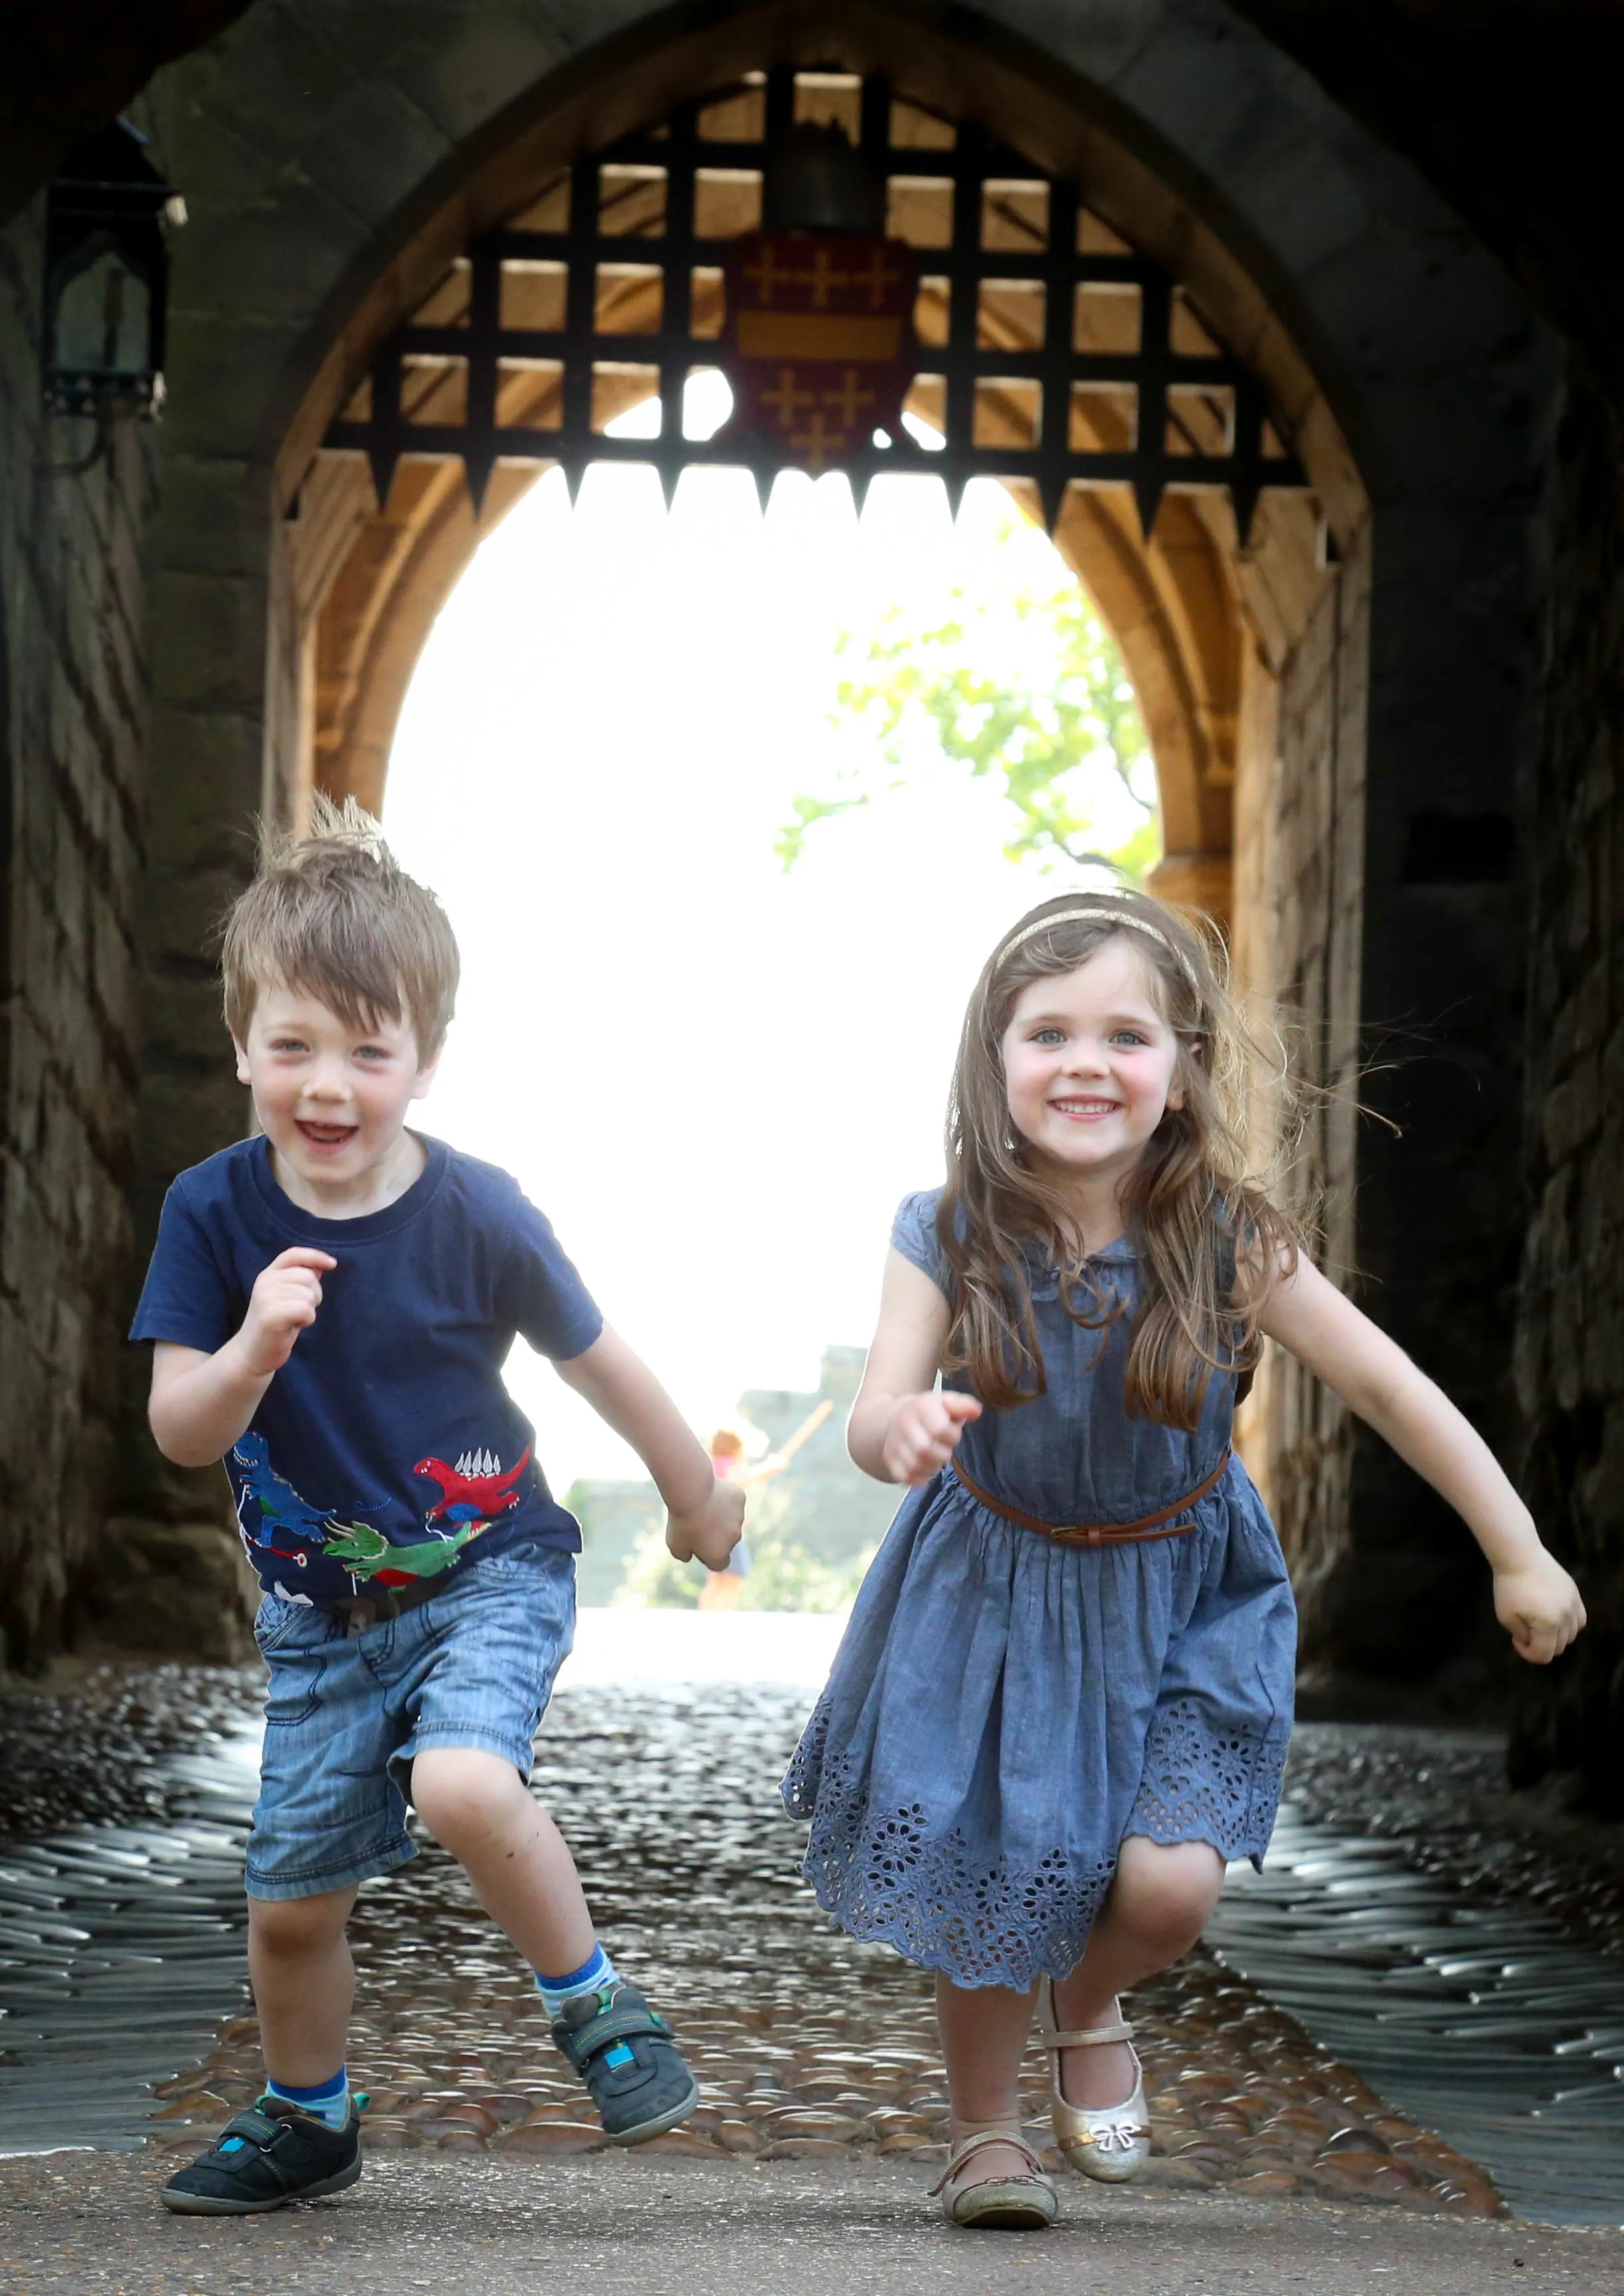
[164,8,377,179]
[376,2,594,139]
[148,571,269,714]
[300,77,456,231]
[77,1517,255,1661]
[910,0,1170,90]
[153,317,294,464]
[145,703,266,840]
[170,179,378,343]
[157,453,276,579]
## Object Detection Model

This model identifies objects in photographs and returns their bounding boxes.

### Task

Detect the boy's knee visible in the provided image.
[248,1889,351,1958]
[410,1747,525,1850]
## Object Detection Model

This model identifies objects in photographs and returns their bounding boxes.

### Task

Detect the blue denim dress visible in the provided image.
[782,1189,1296,1991]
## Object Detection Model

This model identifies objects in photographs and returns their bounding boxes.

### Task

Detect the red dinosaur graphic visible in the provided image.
[412,1446,533,1526]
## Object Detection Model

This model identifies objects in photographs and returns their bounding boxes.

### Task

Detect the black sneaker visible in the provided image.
[551,1980,699,2145]
[160,2096,363,2215]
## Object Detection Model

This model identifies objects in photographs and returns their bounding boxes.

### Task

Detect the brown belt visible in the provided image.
[329,1574,448,1636]
[949,1447,1231,1548]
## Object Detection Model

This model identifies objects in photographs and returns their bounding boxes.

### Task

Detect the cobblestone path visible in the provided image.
[137,1682,1502,2217]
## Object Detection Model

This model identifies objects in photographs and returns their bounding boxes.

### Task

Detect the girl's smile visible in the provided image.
[1000,939,1182,1196]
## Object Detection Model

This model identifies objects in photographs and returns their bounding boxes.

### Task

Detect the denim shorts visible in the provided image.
[245,1543,575,1902]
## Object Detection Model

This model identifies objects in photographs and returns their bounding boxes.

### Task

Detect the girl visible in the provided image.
[782,888,1583,2230]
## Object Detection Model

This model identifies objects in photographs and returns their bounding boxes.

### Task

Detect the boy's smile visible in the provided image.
[234,985,439,1217]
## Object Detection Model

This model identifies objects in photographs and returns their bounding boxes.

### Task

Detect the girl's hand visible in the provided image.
[1494,1555,1586,1664]
[666,1476,745,1571]
[882,1391,982,1485]
[238,1248,337,1377]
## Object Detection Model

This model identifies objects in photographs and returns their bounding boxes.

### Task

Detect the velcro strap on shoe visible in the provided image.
[213,2107,284,2153]
[555,2005,670,2073]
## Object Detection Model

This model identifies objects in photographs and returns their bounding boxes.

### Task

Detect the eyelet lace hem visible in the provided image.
[782,1692,1288,1990]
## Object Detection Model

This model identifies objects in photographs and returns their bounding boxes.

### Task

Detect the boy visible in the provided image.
[131,802,742,2214]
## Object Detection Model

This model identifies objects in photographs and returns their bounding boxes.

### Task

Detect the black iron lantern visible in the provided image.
[42,121,181,419]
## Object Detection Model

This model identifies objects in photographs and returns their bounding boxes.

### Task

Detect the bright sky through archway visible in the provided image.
[384,391,1139,1488]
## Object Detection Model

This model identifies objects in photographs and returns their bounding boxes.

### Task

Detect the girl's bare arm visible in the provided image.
[848,1250,980,1485]
[1257,1252,1584,1663]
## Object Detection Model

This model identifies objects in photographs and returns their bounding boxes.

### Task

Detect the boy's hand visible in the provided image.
[666,1477,745,1571]
[238,1248,337,1377]
[882,1390,982,1485]
[1494,1554,1586,1664]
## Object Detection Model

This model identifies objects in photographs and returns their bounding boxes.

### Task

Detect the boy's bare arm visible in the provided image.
[148,1247,335,1467]
[554,1325,742,1569]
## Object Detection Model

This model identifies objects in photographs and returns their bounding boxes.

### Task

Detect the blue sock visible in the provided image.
[535,1943,618,2017]
[265,2067,350,2130]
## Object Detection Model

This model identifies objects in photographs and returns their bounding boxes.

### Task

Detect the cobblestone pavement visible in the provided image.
[1282,1723,1624,1964]
[138,1683,1502,2216]
[9,1662,1624,2239]
[0,1664,258,1839]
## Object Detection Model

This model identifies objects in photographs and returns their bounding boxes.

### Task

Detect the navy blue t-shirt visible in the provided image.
[130,1135,603,1605]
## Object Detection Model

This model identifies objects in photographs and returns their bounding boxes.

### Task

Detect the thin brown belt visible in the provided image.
[327,1574,446,1636]
[949,1447,1231,1548]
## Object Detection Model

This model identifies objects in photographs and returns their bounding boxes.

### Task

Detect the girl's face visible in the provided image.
[1000,939,1183,1191]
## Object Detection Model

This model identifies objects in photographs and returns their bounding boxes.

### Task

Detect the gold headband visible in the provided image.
[998,906,1200,987]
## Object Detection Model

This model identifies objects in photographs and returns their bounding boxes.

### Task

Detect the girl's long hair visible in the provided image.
[939,888,1303,1428]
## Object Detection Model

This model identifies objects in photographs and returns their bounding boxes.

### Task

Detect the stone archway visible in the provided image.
[131,0,1545,1702]
[265,46,1364,1601]
[282,60,1340,955]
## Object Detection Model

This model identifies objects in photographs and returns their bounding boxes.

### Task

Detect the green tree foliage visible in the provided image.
[779,507,1157,878]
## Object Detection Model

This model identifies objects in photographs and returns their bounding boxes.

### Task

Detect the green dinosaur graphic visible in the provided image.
[321,1518,488,1582]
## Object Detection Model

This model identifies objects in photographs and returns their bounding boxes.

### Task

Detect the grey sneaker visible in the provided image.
[550,1980,699,2144]
[160,2096,363,2214]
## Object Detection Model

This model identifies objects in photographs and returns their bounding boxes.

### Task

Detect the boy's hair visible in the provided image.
[941,885,1303,1430]
[220,795,459,1060]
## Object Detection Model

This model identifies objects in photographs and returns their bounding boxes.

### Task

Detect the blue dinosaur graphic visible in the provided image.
[230,1432,385,1578]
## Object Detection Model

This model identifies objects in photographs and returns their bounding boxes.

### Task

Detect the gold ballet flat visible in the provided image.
[929,2124,1059,2229]
[1038,1979,1152,2184]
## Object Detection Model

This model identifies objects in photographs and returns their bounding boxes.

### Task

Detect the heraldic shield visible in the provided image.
[722,231,921,476]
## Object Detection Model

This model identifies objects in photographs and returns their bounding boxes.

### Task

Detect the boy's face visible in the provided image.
[233,983,438,1197]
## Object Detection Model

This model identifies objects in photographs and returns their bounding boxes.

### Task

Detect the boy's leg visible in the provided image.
[162,1596,415,2215]
[410,1745,697,2143]
[411,1749,592,1971]
[162,1886,364,2216]
[249,1885,359,2087]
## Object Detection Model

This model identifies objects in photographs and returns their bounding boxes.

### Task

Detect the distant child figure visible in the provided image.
[132,799,741,2216]
[783,888,1583,2230]
[697,1428,757,1610]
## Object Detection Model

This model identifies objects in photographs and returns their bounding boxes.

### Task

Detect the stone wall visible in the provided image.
[0,198,151,1666]
[1512,357,1624,1806]
[1233,521,1368,1676]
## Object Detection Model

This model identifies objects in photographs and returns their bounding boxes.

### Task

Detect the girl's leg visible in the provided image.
[410,1747,596,1974]
[1053,1836,1224,2108]
[247,1885,359,2089]
[935,1972,1040,2186]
